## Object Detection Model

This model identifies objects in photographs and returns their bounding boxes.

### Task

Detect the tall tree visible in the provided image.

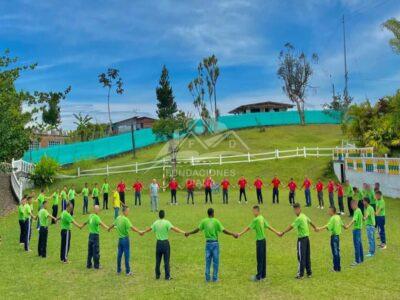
[73,113,93,142]
[156,65,177,118]
[323,93,353,126]
[383,18,400,54]
[277,43,318,125]
[98,68,124,134]
[203,55,220,119]
[38,86,71,128]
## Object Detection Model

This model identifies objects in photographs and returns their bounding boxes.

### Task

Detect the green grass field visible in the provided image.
[1,125,399,299]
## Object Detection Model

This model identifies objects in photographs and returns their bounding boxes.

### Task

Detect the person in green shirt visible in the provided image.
[101,178,110,210]
[185,208,237,282]
[51,190,60,224]
[92,182,100,206]
[368,184,376,210]
[108,206,143,275]
[280,203,317,279]
[316,206,345,272]
[18,197,27,245]
[81,205,109,269]
[38,201,57,258]
[23,196,36,251]
[344,180,354,217]
[237,205,281,281]
[36,189,47,229]
[82,183,90,215]
[345,200,364,266]
[142,210,185,280]
[60,186,68,211]
[363,198,376,257]
[68,185,77,216]
[59,202,83,263]
[375,191,386,249]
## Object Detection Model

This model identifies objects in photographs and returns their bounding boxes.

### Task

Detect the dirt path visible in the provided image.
[0,174,17,216]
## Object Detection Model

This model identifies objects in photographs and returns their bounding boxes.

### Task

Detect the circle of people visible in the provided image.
[17,175,387,281]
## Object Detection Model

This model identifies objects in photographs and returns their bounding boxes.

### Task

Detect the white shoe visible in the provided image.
[317,206,320,209]
[321,207,324,209]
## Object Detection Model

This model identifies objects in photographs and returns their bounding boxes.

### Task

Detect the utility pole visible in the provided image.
[342,14,349,102]
[131,120,136,158]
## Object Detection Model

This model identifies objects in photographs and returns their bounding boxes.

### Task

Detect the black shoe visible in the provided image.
[165,277,172,281]
[295,275,303,280]
[307,274,312,278]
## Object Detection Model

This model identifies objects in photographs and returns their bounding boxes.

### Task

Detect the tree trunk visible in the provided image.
[107,87,113,135]
[295,100,306,125]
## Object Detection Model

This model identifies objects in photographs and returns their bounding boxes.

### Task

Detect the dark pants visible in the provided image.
[376,216,386,244]
[19,220,25,243]
[38,226,48,257]
[61,199,67,211]
[117,237,130,274]
[317,191,324,207]
[352,229,363,264]
[51,205,58,224]
[23,219,32,251]
[93,196,99,206]
[155,240,171,279]
[60,229,71,262]
[187,190,194,204]
[338,196,344,213]
[135,191,141,206]
[87,233,100,269]
[297,237,311,277]
[239,188,247,202]
[119,192,125,205]
[358,200,364,215]
[272,188,279,204]
[222,189,228,204]
[347,197,353,216]
[328,192,334,207]
[305,188,311,206]
[256,189,263,204]
[170,190,177,204]
[330,235,341,271]
[205,187,212,204]
[256,239,266,280]
[83,196,89,214]
[103,193,109,209]
[289,191,295,205]
[69,199,75,216]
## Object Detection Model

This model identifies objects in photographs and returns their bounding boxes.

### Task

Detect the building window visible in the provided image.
[29,140,40,150]
[250,108,261,113]
[48,140,62,147]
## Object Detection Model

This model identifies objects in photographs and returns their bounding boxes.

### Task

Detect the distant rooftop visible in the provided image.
[229,101,294,114]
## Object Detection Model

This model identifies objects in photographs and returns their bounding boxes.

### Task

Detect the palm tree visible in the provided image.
[73,113,93,141]
[383,18,400,54]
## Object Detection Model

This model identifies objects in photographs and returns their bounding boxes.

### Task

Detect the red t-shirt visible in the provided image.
[186,179,195,190]
[117,182,126,192]
[133,182,143,192]
[302,179,312,189]
[288,181,297,191]
[238,178,247,189]
[316,182,324,192]
[169,180,178,190]
[271,178,281,188]
[327,182,335,193]
[254,179,263,189]
[221,180,230,190]
[337,184,344,197]
[204,178,213,188]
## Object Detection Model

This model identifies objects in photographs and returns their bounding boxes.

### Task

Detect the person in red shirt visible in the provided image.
[287,178,297,206]
[326,180,335,207]
[271,175,281,204]
[220,178,230,204]
[315,179,324,209]
[237,175,248,204]
[168,178,179,205]
[186,178,196,205]
[203,176,213,204]
[336,183,345,215]
[301,176,312,207]
[253,176,263,204]
[117,180,126,205]
[132,179,143,206]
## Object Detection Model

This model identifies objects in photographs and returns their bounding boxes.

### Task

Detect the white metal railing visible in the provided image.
[345,156,400,175]
[11,159,35,201]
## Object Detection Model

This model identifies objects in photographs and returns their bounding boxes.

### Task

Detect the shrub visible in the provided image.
[30,156,59,187]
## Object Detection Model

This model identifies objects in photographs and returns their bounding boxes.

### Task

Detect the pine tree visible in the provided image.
[156,65,177,119]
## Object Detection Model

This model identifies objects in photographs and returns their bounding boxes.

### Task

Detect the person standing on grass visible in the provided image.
[353,186,364,214]
[81,205,109,269]
[59,202,84,263]
[344,180,354,217]
[68,185,77,215]
[204,176,213,204]
[168,177,179,205]
[61,186,68,211]
[82,183,90,215]
[117,179,127,206]
[237,205,281,281]
[315,206,345,272]
[287,178,297,206]
[36,189,46,229]
[185,178,196,205]
[23,196,36,252]
[253,176,264,205]
[150,179,160,212]
[133,179,143,206]
[38,200,58,258]
[301,176,312,207]
[375,191,386,250]
[363,198,376,257]
[185,208,238,282]
[237,175,248,204]
[101,178,109,210]
[108,206,143,276]
[113,189,121,219]
[326,180,335,207]
[280,203,317,279]
[336,182,345,215]
[18,197,27,245]
[344,200,364,266]
[271,175,281,204]
[315,179,324,209]
[51,190,60,224]
[92,183,100,206]
[220,177,230,204]
[142,210,186,280]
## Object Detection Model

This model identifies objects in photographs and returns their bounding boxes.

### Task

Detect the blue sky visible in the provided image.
[1,0,400,129]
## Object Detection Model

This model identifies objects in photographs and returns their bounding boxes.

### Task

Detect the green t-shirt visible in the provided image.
[345,185,354,197]
[369,189,376,205]
[60,190,67,200]
[376,198,385,216]
[198,217,224,241]
[353,208,363,230]
[88,214,101,234]
[92,187,99,197]
[52,192,59,205]
[291,213,311,238]
[18,205,25,221]
[114,216,133,238]
[326,215,343,236]
[23,203,32,220]
[82,188,89,197]
[151,219,173,240]
[68,189,75,200]
[60,211,74,230]
[102,183,109,193]
[249,215,269,240]
[38,208,50,227]
[364,205,376,226]
[37,194,45,207]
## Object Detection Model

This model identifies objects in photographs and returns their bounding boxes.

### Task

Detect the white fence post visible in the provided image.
[384,154,389,174]
[219,154,222,165]
[135,162,138,173]
[303,147,306,158]
[247,152,251,162]
[316,147,319,158]
[77,167,80,177]
[191,156,194,166]
[106,164,109,176]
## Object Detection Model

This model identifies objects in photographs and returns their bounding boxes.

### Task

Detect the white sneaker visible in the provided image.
[321,207,324,209]
[317,206,320,209]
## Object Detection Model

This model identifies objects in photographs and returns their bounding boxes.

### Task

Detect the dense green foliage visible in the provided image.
[30,156,59,187]
[156,65,177,119]
[383,18,400,54]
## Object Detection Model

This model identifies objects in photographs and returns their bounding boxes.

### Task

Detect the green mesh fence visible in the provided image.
[23,110,340,165]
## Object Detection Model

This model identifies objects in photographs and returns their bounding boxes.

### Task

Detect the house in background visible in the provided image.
[112,116,156,134]
[229,101,294,114]
[30,130,68,150]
